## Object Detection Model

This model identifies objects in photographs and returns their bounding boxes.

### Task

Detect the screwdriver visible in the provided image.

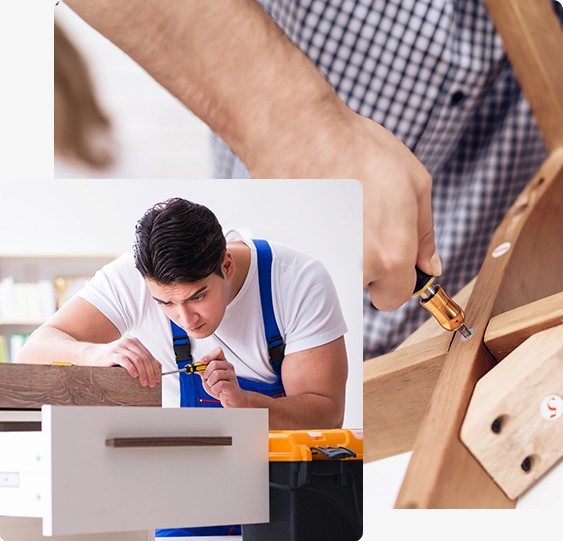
[162,361,207,376]
[413,267,473,339]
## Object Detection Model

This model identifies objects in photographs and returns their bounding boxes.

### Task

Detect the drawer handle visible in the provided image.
[105,436,232,448]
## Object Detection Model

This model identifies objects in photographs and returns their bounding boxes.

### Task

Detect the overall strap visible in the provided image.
[169,239,285,365]
[251,239,285,364]
[171,320,192,365]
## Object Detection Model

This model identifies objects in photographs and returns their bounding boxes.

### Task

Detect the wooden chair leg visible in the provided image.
[395,151,563,508]
[483,0,563,152]
[364,0,563,508]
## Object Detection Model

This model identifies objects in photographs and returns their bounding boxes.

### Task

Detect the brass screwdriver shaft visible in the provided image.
[414,267,473,339]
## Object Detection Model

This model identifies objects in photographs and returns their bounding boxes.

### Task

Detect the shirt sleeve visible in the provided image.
[76,253,148,335]
[279,257,348,356]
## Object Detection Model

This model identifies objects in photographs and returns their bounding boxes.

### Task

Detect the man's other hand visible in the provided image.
[199,347,246,408]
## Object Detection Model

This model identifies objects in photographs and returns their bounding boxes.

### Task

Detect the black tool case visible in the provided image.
[243,429,363,541]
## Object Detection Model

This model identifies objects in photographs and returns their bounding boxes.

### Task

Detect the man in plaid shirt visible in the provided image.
[62,0,557,359]
[212,0,558,358]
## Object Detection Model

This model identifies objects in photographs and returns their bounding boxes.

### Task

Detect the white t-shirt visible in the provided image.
[78,236,347,407]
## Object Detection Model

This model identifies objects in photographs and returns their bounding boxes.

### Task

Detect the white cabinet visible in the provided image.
[0,406,269,537]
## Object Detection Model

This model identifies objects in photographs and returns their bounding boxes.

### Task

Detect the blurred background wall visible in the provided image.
[54,4,213,179]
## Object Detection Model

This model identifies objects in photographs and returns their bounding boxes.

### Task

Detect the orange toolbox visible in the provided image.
[243,429,363,541]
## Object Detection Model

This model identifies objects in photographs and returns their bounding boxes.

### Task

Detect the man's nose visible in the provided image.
[177,305,198,330]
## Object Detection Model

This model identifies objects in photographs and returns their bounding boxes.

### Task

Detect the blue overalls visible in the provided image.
[156,240,285,537]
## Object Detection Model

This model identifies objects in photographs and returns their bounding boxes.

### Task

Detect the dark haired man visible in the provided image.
[19,198,349,430]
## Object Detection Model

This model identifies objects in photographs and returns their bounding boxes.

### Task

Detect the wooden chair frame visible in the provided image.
[363,0,563,508]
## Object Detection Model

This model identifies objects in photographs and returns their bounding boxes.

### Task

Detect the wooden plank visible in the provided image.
[461,325,563,500]
[364,279,474,462]
[363,333,452,462]
[485,290,563,361]
[395,150,563,508]
[0,364,161,408]
[484,0,563,151]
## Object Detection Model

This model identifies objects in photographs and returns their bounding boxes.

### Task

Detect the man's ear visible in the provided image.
[222,251,235,278]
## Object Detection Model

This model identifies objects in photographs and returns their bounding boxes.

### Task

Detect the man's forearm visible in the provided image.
[65,0,343,174]
[17,326,95,365]
[64,0,441,310]
[239,390,344,430]
[18,326,161,387]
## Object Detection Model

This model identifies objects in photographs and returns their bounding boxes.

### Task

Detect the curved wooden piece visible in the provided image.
[395,150,563,508]
[484,0,563,151]
[485,290,563,361]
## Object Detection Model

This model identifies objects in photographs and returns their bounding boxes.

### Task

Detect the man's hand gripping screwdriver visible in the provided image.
[413,267,474,339]
[162,361,207,376]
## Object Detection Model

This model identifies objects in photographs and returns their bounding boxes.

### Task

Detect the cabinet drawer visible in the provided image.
[0,432,43,518]
[0,406,269,536]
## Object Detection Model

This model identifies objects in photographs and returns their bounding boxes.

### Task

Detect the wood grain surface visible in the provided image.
[364,333,452,462]
[461,325,563,500]
[395,151,563,508]
[0,364,161,408]
[485,291,563,361]
[364,281,475,462]
[484,0,563,152]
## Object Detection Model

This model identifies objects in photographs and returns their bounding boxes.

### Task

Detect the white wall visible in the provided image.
[1,1,211,182]
[0,0,53,180]
[54,5,213,180]
[1,179,363,429]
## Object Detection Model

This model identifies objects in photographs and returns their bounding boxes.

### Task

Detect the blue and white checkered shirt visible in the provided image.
[212,0,557,359]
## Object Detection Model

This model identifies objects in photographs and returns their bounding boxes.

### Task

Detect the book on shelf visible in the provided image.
[0,335,8,363]
[9,333,30,363]
[0,277,56,323]
[0,333,31,363]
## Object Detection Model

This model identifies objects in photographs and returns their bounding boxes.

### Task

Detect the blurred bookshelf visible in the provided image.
[0,255,116,362]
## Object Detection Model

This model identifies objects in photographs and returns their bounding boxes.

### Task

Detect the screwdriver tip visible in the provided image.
[458,325,474,340]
